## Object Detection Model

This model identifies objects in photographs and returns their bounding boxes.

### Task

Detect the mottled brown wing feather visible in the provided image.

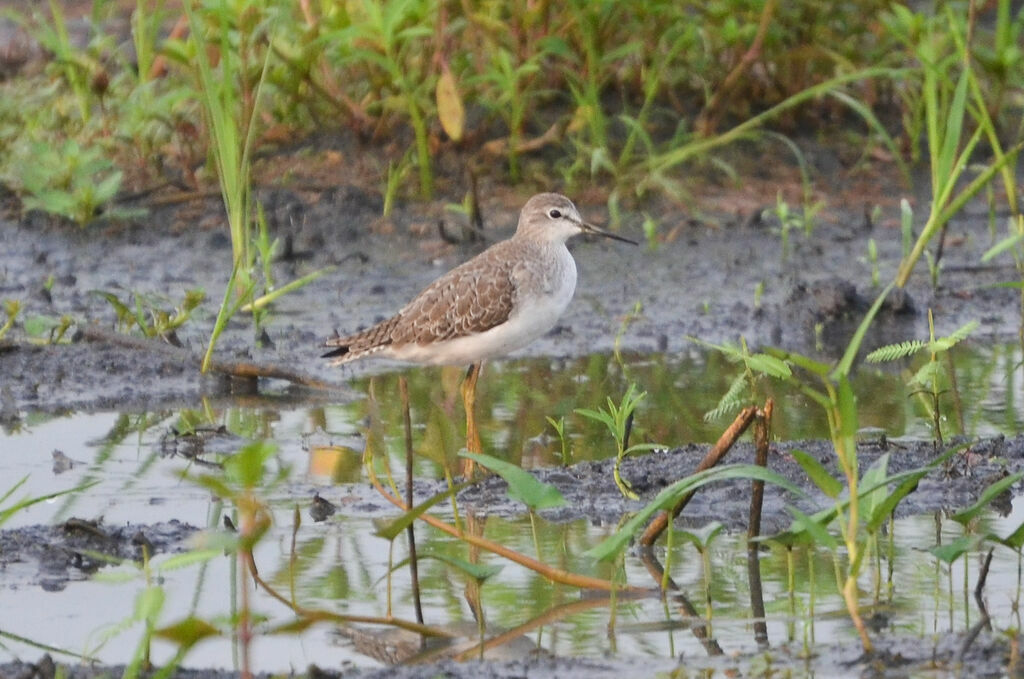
[323,240,519,362]
[389,242,517,345]
[322,314,402,362]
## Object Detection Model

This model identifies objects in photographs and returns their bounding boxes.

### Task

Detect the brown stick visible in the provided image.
[747,399,773,648]
[639,405,758,546]
[77,324,347,392]
[694,0,778,137]
[747,400,774,542]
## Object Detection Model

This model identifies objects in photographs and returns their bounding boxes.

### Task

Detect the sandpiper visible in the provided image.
[322,192,637,459]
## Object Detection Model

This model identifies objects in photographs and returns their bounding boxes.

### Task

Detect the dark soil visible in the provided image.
[1,153,1019,416]
[0,630,1019,678]
[0,519,197,591]
[2,137,1023,677]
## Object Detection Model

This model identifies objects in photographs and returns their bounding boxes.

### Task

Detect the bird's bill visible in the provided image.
[580,221,639,245]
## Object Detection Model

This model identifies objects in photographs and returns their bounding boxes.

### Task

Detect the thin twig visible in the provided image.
[245,549,453,638]
[78,324,347,392]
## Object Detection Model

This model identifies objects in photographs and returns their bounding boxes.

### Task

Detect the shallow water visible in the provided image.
[1,345,1022,670]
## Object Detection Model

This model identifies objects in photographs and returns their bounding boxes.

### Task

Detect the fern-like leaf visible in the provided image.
[704,372,747,423]
[929,320,979,353]
[909,360,945,390]
[866,340,927,363]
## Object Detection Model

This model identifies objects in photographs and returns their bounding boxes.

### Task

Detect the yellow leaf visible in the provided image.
[436,67,464,141]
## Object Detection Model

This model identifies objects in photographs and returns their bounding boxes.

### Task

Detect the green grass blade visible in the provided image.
[586,464,805,561]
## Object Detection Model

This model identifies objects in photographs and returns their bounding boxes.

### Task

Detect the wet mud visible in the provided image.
[1,165,1020,416]
[2,151,1023,676]
[0,630,1018,678]
[0,519,197,591]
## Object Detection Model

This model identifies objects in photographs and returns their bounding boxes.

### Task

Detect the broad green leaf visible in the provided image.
[951,471,1023,524]
[999,521,1024,550]
[155,549,224,572]
[375,482,470,541]
[763,346,830,377]
[224,440,278,488]
[677,521,725,549]
[586,464,805,561]
[930,534,983,564]
[391,550,502,582]
[23,314,62,337]
[154,616,220,648]
[744,353,792,379]
[859,453,890,519]
[866,469,926,533]
[936,69,970,186]
[786,506,838,550]
[459,452,565,511]
[791,450,842,498]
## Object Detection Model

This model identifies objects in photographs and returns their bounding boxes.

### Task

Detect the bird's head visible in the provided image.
[517,193,638,246]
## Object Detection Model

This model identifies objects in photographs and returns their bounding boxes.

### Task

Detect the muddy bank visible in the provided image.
[1,167,1020,416]
[457,433,1023,533]
[0,519,197,591]
[1,628,1018,678]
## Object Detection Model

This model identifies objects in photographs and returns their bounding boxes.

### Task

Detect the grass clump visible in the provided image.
[0,0,1019,218]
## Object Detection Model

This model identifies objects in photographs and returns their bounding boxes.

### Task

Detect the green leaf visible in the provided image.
[791,449,842,498]
[866,468,926,533]
[935,69,970,187]
[677,521,725,549]
[154,616,220,648]
[951,471,1023,524]
[999,520,1024,550]
[23,314,63,337]
[866,340,927,363]
[575,407,615,431]
[930,534,983,564]
[224,440,278,489]
[374,482,470,541]
[763,346,830,376]
[859,453,890,520]
[392,550,502,582]
[587,464,805,561]
[458,452,565,511]
[786,506,838,550]
[745,353,792,379]
[134,585,166,623]
[154,549,223,572]
[981,231,1024,262]
[832,282,894,379]
[0,478,99,527]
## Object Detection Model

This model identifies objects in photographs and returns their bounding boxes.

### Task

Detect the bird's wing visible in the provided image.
[388,245,517,345]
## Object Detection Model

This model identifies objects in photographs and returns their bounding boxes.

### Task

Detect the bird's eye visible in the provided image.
[548,209,562,219]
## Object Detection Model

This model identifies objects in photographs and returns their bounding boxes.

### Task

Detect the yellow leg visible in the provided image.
[460,362,483,477]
